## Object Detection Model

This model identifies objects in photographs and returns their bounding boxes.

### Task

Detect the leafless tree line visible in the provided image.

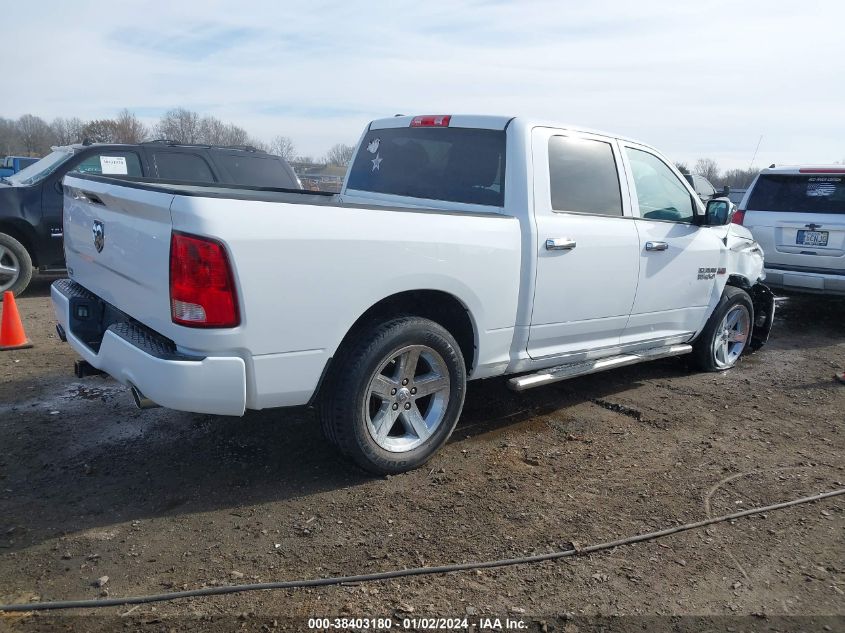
[0,108,356,166]
[675,158,761,189]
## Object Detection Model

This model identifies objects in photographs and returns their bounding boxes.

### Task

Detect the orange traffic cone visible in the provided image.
[0,291,32,351]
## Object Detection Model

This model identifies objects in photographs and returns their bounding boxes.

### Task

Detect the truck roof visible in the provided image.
[368,114,655,149]
[51,140,267,153]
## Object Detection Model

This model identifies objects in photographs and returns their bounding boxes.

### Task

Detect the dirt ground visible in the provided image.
[0,276,843,632]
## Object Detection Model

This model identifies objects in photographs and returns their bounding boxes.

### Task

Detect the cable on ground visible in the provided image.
[1,488,841,613]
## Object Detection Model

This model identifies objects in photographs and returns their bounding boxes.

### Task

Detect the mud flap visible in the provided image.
[749,283,775,351]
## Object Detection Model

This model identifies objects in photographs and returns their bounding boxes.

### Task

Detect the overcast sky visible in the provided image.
[3,0,842,169]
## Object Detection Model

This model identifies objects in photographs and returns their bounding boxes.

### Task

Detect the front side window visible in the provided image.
[548,136,622,215]
[626,148,696,223]
[73,152,143,177]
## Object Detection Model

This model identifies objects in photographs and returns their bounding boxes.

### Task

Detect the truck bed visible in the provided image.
[59,172,522,411]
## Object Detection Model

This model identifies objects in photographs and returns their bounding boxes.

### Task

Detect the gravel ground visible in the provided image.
[0,275,843,632]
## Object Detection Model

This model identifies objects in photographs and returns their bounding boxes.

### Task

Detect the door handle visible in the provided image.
[645,241,668,252]
[546,238,576,251]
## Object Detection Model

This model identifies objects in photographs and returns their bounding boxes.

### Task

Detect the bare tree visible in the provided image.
[155,108,201,143]
[198,116,224,145]
[693,158,720,183]
[324,143,354,167]
[247,137,268,152]
[0,117,20,156]
[720,167,759,189]
[17,114,55,155]
[218,123,249,146]
[113,109,148,144]
[82,119,119,143]
[195,115,253,147]
[674,161,690,175]
[269,135,296,161]
[51,117,85,145]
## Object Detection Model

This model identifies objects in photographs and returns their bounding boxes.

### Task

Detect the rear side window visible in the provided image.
[548,136,622,216]
[213,154,297,188]
[152,152,215,182]
[747,174,845,214]
[73,152,143,177]
[346,127,506,207]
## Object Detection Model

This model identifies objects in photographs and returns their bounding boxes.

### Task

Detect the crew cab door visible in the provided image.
[527,128,640,359]
[619,143,723,344]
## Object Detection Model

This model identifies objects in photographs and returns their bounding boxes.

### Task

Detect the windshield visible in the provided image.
[346,127,506,206]
[8,149,75,185]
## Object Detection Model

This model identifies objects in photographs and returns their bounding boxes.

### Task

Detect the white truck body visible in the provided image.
[52,114,772,470]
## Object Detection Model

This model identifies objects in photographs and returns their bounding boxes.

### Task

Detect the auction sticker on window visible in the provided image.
[100,155,128,175]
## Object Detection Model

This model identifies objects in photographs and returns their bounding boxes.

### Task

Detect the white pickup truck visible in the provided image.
[52,114,774,474]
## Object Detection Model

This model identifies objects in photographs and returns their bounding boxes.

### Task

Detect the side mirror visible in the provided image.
[705,197,734,226]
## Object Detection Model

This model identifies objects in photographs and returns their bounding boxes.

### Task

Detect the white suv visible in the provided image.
[738,165,845,295]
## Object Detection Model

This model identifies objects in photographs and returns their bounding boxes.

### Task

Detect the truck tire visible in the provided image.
[0,233,33,298]
[318,316,467,475]
[692,286,754,372]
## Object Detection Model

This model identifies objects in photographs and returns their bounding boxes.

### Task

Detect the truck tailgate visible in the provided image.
[63,174,175,335]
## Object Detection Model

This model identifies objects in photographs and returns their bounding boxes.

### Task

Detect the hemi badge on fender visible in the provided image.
[717,268,726,275]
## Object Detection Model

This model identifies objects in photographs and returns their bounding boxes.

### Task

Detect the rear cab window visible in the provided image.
[747,174,845,214]
[346,126,506,207]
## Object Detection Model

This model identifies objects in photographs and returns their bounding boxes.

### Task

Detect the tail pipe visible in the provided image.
[130,385,160,410]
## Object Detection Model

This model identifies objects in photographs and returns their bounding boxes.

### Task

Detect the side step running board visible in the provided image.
[508,344,692,392]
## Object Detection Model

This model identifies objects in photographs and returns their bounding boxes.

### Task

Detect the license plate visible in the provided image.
[796,230,828,246]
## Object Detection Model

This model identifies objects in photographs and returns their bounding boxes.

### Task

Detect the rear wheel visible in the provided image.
[692,286,753,371]
[319,317,466,474]
[0,233,33,298]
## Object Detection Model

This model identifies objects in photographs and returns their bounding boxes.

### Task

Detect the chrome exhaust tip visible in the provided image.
[130,385,160,410]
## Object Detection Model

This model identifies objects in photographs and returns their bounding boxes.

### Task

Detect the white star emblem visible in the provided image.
[371,153,383,171]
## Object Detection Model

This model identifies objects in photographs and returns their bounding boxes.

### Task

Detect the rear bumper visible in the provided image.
[51,280,247,416]
[763,267,845,296]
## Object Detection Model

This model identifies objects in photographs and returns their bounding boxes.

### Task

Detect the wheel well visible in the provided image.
[339,290,477,374]
[726,274,752,291]
[0,222,38,267]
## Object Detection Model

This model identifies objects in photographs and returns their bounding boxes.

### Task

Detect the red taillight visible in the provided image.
[170,232,240,328]
[799,168,845,174]
[410,115,451,127]
[732,209,746,226]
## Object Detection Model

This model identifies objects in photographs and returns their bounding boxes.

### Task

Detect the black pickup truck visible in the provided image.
[0,141,300,297]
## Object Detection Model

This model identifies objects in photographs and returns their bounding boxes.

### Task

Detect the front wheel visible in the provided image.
[318,317,467,474]
[0,233,33,298]
[692,286,754,372]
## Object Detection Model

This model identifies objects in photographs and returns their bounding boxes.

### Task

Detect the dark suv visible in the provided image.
[0,141,300,297]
